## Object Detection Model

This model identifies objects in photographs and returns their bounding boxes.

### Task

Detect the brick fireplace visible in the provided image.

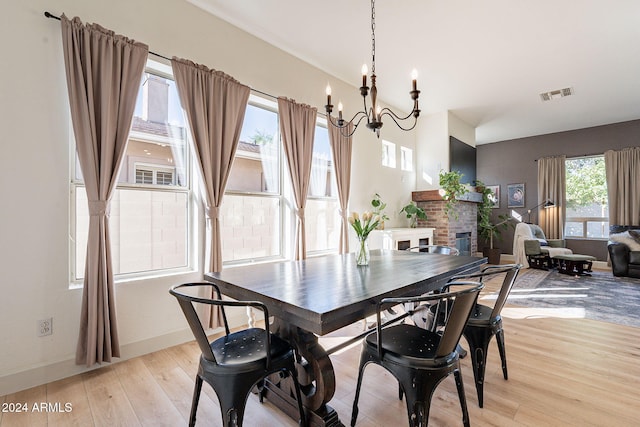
[412,190,480,255]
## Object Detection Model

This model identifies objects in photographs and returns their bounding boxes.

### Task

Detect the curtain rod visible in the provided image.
[44,11,280,102]
[535,152,602,162]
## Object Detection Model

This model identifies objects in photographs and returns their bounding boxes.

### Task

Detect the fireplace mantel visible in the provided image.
[412,189,482,203]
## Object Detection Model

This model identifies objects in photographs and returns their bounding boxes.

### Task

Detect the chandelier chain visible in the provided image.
[371,0,376,74]
[323,0,419,137]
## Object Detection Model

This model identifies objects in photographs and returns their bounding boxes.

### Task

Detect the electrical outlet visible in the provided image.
[38,318,53,337]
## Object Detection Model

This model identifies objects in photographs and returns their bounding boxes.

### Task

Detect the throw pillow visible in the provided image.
[610,231,640,251]
[629,229,640,243]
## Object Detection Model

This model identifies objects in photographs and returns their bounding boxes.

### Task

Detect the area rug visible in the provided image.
[492,268,640,327]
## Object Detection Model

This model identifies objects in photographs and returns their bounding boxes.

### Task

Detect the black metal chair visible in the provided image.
[437,264,522,408]
[351,281,484,427]
[170,282,307,427]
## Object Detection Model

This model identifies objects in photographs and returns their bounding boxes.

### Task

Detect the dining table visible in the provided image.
[205,249,486,426]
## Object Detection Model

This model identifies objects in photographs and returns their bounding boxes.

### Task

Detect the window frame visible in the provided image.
[222,95,286,266]
[305,118,339,256]
[381,139,397,168]
[564,155,609,240]
[69,59,196,284]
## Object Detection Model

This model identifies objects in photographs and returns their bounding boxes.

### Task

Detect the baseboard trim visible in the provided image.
[0,328,195,397]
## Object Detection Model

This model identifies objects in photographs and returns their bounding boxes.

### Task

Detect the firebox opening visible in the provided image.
[456,232,472,256]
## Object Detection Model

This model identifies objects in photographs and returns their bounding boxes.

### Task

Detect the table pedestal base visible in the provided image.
[264,319,344,426]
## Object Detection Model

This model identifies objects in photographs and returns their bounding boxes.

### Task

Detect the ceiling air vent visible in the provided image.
[540,87,574,101]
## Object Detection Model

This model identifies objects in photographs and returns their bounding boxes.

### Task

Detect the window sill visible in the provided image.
[68,267,198,290]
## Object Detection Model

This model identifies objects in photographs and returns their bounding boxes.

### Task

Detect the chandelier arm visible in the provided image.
[338,113,369,138]
[379,107,415,122]
[350,112,370,131]
[378,110,419,131]
[328,111,369,138]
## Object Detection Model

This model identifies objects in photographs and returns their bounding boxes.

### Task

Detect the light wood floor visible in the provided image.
[2,274,640,427]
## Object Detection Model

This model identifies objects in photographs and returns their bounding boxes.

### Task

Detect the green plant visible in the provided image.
[476,180,512,249]
[370,193,389,222]
[439,170,469,219]
[400,201,427,228]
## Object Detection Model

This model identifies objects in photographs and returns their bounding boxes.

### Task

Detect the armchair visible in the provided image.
[608,225,640,279]
[513,223,572,269]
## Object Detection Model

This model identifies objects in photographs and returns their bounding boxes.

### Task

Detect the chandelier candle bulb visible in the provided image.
[325,84,332,107]
[412,69,418,91]
[362,64,368,87]
[338,102,343,121]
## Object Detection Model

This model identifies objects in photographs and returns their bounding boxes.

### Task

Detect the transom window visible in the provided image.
[382,139,396,168]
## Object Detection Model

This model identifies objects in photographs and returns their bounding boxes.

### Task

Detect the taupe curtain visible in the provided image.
[327,121,353,254]
[537,155,566,239]
[605,147,640,225]
[171,58,250,276]
[61,15,148,366]
[278,98,317,260]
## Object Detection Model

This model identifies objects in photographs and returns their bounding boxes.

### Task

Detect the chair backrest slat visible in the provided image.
[379,282,483,359]
[490,265,521,319]
[169,282,272,366]
[436,282,482,357]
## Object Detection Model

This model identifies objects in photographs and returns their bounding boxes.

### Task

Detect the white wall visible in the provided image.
[414,110,476,191]
[0,0,437,395]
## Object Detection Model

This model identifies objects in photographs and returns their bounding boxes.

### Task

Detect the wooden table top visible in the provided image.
[206,249,486,335]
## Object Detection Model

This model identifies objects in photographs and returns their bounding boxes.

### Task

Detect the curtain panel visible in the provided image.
[327,121,353,254]
[171,58,250,327]
[60,15,148,366]
[605,147,640,226]
[537,155,566,239]
[277,98,317,260]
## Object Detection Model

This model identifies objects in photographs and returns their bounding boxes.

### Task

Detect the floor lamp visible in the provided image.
[526,199,555,223]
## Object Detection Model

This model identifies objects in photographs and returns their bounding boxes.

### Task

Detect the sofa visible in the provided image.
[608,225,640,279]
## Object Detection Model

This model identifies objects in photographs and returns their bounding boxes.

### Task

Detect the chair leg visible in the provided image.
[287,368,308,427]
[453,369,470,427]
[216,382,254,427]
[464,327,493,408]
[351,363,368,426]
[495,328,508,380]
[189,375,203,427]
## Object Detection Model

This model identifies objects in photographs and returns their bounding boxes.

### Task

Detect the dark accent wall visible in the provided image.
[477,119,640,260]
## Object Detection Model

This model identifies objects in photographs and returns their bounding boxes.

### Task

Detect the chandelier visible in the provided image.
[324,0,420,137]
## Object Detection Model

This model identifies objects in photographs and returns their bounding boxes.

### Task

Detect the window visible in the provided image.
[306,124,339,254]
[381,140,396,168]
[222,98,340,263]
[222,97,282,263]
[135,164,175,185]
[400,146,413,171]
[564,156,609,238]
[71,60,192,280]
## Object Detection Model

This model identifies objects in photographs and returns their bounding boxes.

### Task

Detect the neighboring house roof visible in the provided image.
[131,116,186,139]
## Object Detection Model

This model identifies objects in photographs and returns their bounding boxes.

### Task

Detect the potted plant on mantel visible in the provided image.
[476,180,512,264]
[439,170,469,219]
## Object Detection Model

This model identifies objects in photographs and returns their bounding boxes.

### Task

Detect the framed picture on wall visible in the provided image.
[487,185,500,208]
[507,183,525,208]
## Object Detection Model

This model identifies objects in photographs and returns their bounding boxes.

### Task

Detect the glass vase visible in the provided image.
[355,236,370,266]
